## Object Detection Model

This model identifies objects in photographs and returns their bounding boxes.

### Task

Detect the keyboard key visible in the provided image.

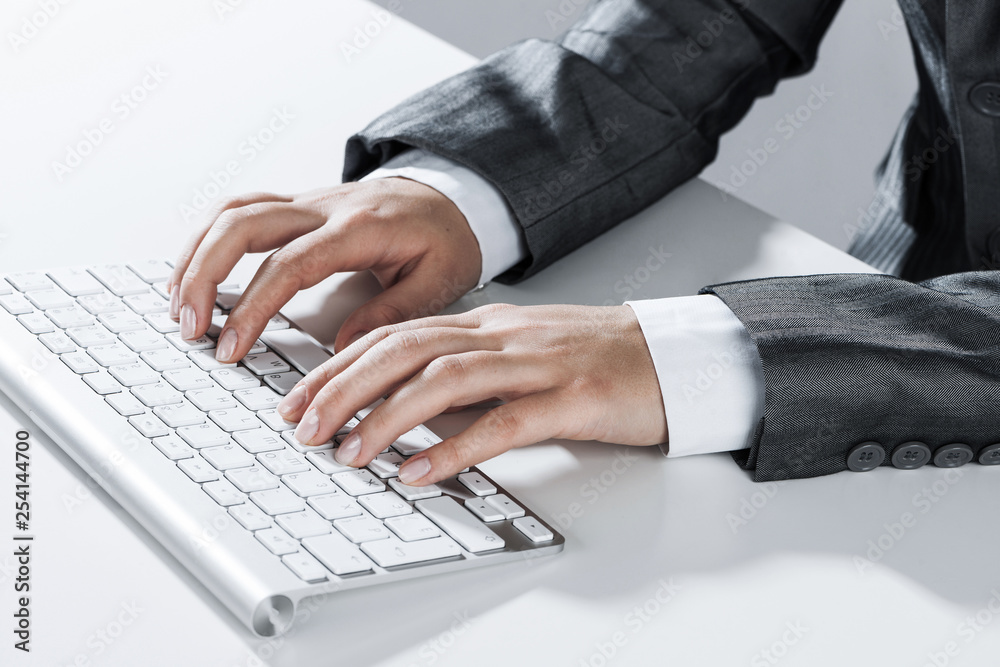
[128,413,170,438]
[388,478,442,501]
[332,469,386,496]
[209,406,260,432]
[259,328,329,374]
[232,429,286,454]
[282,431,334,453]
[61,351,100,374]
[257,409,297,432]
[464,497,505,523]
[210,367,260,390]
[416,496,505,553]
[153,401,206,427]
[258,450,309,475]
[359,491,412,519]
[17,312,54,334]
[282,551,328,583]
[512,516,554,543]
[152,281,171,299]
[88,343,139,367]
[367,451,405,479]
[6,271,54,292]
[38,331,76,354]
[457,472,497,497]
[127,259,173,283]
[0,281,9,295]
[250,487,306,515]
[202,479,246,507]
[233,386,282,411]
[243,352,291,375]
[361,536,461,568]
[391,425,441,456]
[176,422,229,448]
[88,264,148,296]
[282,470,339,497]
[263,371,303,396]
[385,514,441,542]
[255,527,299,556]
[166,332,214,351]
[106,392,146,416]
[307,492,362,520]
[143,312,180,333]
[334,515,390,543]
[151,434,195,460]
[229,503,272,531]
[215,287,241,311]
[120,328,168,352]
[276,509,332,539]
[131,381,183,407]
[83,371,123,395]
[226,465,279,493]
[248,339,268,354]
[124,292,169,315]
[66,324,116,347]
[47,267,105,296]
[201,444,255,471]
[140,348,190,371]
[306,450,355,475]
[77,292,125,315]
[25,289,74,310]
[0,293,32,315]
[302,533,373,575]
[337,416,360,437]
[485,494,525,520]
[163,368,213,392]
[98,311,146,333]
[45,305,94,328]
[187,386,237,410]
[263,314,290,331]
[190,349,235,371]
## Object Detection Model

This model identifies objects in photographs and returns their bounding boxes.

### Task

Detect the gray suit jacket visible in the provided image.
[343,0,1000,482]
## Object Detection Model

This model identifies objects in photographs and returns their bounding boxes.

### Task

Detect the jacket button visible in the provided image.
[979,444,1000,465]
[891,441,931,469]
[847,441,884,472]
[970,82,1000,117]
[933,443,974,468]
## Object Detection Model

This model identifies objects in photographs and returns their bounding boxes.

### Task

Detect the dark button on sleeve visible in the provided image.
[847,442,885,472]
[933,443,974,468]
[979,444,1000,466]
[891,441,931,469]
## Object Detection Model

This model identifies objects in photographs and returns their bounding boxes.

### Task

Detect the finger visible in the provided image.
[396,391,566,486]
[177,202,324,340]
[286,329,496,446]
[335,351,543,467]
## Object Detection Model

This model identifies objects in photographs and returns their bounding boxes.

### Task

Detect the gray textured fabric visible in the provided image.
[343,0,1000,481]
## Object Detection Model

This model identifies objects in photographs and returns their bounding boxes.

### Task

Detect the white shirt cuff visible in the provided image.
[625,295,764,457]
[360,149,527,286]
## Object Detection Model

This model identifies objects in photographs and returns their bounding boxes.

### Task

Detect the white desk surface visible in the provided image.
[3,1,999,666]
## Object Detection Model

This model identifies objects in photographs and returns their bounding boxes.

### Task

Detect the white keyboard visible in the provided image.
[0,260,563,636]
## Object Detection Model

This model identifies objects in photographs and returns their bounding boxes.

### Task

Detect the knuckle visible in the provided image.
[483,406,523,442]
[424,355,466,389]
[381,330,425,362]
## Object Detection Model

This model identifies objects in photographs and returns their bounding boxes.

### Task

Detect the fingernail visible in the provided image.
[216,328,238,362]
[335,431,361,465]
[180,304,197,339]
[294,409,319,445]
[278,385,307,417]
[398,456,431,484]
[169,285,179,319]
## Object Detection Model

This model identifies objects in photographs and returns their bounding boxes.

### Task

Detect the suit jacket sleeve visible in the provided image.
[343,0,843,281]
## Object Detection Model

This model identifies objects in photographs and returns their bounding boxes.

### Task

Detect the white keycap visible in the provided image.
[88,343,138,367]
[124,292,169,315]
[6,272,54,292]
[0,294,32,315]
[202,479,246,507]
[255,527,299,555]
[248,339,267,354]
[215,288,241,311]
[392,425,442,456]
[140,348,189,371]
[263,314,290,331]
[226,465,279,493]
[144,312,180,334]
[332,469,386,496]
[302,533,372,575]
[257,450,309,475]
[167,332,214,351]
[38,331,76,354]
[337,416,360,437]
[17,313,54,334]
[77,292,125,315]
[276,509,332,539]
[88,264,148,296]
[416,496,505,553]
[105,393,146,416]
[385,514,441,542]
[512,516,554,543]
[119,328,168,352]
[259,328,330,374]
[243,352,291,375]
[201,444,255,471]
[25,289,73,310]
[151,434,194,460]
[361,536,461,568]
[98,311,146,333]
[131,381,183,407]
[192,349,235,372]
[61,351,100,374]
[367,451,405,479]
[83,371,123,395]
[153,401,205,427]
[282,552,328,583]
[44,305,93,328]
[47,267,104,296]
[209,406,260,432]
[485,494,525,520]
[457,472,497,497]
[250,487,306,515]
[307,492,362,520]
[282,471,339,497]
[334,515,390,543]
[229,503,272,531]
[306,450,355,475]
[66,324,116,347]
[281,431,334,453]
[263,371,303,396]
[128,413,170,438]
[232,428,285,454]
[0,281,9,295]
[163,368,213,392]
[257,409,297,432]
[127,260,173,283]
[359,491,412,519]
[388,478,443,501]
[176,422,229,448]
[187,386,236,410]
[152,281,171,299]
[233,386,282,411]
[210,367,260,390]
[464,497,505,523]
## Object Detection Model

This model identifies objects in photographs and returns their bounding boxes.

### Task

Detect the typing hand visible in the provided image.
[276,304,668,486]
[167,178,482,359]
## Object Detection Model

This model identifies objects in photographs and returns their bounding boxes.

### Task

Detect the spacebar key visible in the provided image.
[415,496,505,553]
[261,328,332,374]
